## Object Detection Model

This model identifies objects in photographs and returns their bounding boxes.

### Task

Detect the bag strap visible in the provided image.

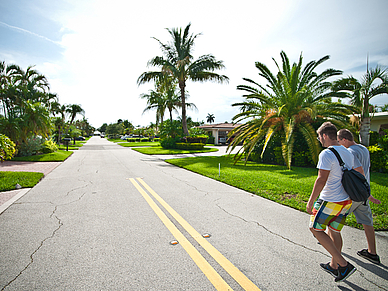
[328,147,345,170]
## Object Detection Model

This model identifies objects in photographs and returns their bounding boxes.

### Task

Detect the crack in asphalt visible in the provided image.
[215,203,329,256]
[1,186,89,291]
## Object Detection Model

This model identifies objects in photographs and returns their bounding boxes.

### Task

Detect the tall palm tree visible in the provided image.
[229,51,356,169]
[332,66,388,146]
[66,104,85,124]
[206,113,215,124]
[137,23,229,135]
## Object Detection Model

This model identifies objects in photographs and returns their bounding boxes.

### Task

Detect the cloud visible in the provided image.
[0,21,61,46]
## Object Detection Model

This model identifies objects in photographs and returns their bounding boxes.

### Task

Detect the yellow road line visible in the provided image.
[136,178,261,291]
[129,178,233,291]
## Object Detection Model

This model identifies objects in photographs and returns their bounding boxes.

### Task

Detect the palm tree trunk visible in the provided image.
[359,117,370,147]
[360,93,371,147]
[169,109,173,123]
[179,80,189,135]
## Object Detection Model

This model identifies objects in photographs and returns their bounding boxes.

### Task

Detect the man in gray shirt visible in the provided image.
[337,129,381,264]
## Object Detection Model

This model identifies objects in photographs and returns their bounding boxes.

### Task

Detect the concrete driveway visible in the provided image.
[0,137,387,290]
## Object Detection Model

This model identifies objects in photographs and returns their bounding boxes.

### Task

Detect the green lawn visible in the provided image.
[58,140,86,150]
[133,145,219,155]
[0,171,44,191]
[11,150,73,162]
[166,155,388,231]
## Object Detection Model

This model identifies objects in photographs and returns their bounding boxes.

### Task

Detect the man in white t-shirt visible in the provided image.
[337,128,381,264]
[307,122,363,282]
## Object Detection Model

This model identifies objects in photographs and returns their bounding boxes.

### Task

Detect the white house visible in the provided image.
[198,123,241,145]
[370,112,388,132]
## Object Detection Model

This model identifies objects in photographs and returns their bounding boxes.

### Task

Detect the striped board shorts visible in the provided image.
[309,199,352,232]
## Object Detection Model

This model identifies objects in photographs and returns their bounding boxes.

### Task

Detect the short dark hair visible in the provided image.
[337,129,354,142]
[317,122,338,140]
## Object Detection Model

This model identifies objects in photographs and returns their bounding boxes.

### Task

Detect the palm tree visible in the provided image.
[206,113,215,124]
[0,62,54,145]
[332,66,388,146]
[137,23,229,135]
[229,51,356,169]
[66,104,85,124]
[51,102,67,143]
[141,77,197,128]
[140,89,165,129]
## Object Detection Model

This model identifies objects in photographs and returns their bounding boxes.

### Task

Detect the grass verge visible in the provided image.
[133,146,219,155]
[166,155,388,231]
[58,141,86,150]
[11,150,73,162]
[0,171,44,191]
[117,141,160,147]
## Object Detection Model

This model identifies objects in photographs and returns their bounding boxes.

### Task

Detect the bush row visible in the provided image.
[126,137,160,142]
[176,143,205,150]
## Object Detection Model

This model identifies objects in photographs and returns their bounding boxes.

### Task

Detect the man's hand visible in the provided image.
[369,196,381,204]
[306,200,314,214]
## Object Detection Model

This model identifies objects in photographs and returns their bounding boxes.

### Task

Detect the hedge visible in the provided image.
[176,143,205,150]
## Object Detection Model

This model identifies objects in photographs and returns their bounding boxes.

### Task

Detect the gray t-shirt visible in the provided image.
[349,144,370,183]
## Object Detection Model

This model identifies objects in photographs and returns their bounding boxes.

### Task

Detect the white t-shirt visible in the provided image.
[317,145,355,202]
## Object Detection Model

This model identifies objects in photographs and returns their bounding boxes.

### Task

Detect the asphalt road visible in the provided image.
[1,137,387,290]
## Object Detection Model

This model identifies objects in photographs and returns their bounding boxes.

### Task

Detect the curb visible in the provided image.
[0,188,31,215]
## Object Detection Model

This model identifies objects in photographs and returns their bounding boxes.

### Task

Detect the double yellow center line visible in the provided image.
[129,178,261,291]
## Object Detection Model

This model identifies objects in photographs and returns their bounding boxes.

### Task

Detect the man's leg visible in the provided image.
[364,224,377,254]
[328,227,343,252]
[310,228,347,268]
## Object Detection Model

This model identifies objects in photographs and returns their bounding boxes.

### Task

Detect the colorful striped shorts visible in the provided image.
[309,199,352,232]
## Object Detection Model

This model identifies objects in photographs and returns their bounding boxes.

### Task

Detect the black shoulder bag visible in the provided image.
[328,147,370,204]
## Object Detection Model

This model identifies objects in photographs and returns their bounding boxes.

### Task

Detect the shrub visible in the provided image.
[292,150,315,167]
[41,139,59,154]
[17,137,44,157]
[159,120,183,139]
[207,136,215,144]
[0,134,16,162]
[182,136,208,144]
[176,143,205,150]
[160,137,179,149]
[189,127,206,136]
[369,145,387,172]
[127,138,141,142]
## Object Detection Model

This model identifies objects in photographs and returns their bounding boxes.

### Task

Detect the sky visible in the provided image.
[1,0,388,129]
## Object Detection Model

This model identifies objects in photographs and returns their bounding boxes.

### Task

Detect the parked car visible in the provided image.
[121,135,133,140]
[75,136,86,141]
[219,137,227,144]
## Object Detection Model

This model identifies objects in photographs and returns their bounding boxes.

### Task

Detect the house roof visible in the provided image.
[371,112,388,119]
[198,123,241,130]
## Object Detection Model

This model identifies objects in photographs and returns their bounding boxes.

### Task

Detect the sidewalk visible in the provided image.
[0,161,61,213]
